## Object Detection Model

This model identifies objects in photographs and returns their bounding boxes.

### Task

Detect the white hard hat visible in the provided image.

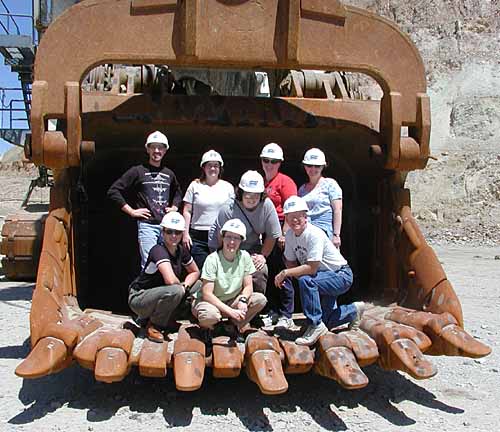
[221,218,247,241]
[238,170,265,193]
[145,131,169,149]
[302,148,326,166]
[160,211,186,231]
[283,195,309,214]
[200,149,224,167]
[260,142,284,161]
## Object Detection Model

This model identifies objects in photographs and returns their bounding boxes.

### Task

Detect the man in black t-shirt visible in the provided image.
[107,131,183,268]
[128,212,200,342]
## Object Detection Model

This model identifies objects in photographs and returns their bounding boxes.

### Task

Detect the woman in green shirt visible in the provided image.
[192,218,267,332]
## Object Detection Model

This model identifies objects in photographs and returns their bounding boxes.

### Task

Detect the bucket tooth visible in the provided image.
[342,330,379,367]
[139,339,171,378]
[173,325,206,391]
[424,318,492,358]
[279,340,314,374]
[386,308,491,358]
[15,337,70,378]
[245,333,288,395]
[362,318,437,378]
[362,317,432,353]
[315,334,369,389]
[73,328,135,370]
[94,347,129,383]
[384,338,437,379]
[212,336,242,378]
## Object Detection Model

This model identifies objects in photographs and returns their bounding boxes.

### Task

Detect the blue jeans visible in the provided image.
[137,221,162,269]
[190,238,210,271]
[298,266,356,328]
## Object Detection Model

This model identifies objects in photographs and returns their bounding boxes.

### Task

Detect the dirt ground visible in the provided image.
[0,167,498,431]
[0,246,498,432]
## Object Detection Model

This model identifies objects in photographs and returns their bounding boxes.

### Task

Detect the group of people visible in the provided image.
[107,131,365,346]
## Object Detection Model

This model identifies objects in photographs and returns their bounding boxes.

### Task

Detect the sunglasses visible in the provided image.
[261,158,280,164]
[165,229,183,235]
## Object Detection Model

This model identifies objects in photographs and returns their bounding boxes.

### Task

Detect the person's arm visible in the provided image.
[208,205,228,251]
[238,274,253,300]
[201,280,245,321]
[261,236,276,258]
[108,167,151,219]
[182,202,193,249]
[182,259,200,289]
[166,172,183,213]
[235,274,253,314]
[121,203,152,219]
[157,261,181,285]
[332,198,342,248]
[275,260,320,287]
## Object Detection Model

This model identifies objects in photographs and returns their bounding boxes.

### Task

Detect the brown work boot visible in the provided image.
[146,321,164,343]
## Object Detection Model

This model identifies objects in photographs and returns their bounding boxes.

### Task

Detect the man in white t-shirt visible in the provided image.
[274,196,365,346]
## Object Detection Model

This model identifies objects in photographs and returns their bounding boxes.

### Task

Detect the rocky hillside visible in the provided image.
[347,0,500,244]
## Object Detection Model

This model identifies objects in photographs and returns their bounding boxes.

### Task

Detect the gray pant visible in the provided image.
[129,280,202,327]
[253,264,268,294]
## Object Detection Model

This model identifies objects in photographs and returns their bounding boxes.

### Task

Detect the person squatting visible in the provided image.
[109,131,366,346]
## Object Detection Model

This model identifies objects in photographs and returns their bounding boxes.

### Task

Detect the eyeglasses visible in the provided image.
[261,158,280,164]
[303,163,320,168]
[223,234,242,241]
[165,229,183,235]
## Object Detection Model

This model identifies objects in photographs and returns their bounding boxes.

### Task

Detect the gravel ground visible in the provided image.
[0,245,498,432]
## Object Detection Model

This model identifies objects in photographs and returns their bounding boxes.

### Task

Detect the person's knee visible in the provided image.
[250,292,267,309]
[298,275,314,290]
[159,284,185,302]
[253,270,268,294]
[194,303,221,329]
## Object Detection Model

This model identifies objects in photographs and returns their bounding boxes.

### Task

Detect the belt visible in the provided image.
[189,228,209,242]
[336,264,350,272]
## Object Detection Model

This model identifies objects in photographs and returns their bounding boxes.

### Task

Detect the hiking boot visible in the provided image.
[275,316,295,330]
[295,322,328,346]
[146,321,164,343]
[348,301,367,330]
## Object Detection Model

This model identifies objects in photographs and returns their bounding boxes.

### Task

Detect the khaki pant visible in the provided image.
[192,292,267,329]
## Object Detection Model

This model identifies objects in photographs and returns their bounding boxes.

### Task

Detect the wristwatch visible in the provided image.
[238,296,248,304]
[333,233,340,237]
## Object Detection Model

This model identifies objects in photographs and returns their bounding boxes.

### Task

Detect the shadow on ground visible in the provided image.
[9,364,464,430]
[0,283,34,302]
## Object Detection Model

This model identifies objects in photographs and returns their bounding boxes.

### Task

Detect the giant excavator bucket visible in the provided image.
[12,0,490,393]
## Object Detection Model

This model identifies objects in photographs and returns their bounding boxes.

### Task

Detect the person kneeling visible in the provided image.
[192,219,267,336]
[128,212,201,343]
[274,196,365,346]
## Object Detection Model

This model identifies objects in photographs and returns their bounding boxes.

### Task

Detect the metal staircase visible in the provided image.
[0,0,35,147]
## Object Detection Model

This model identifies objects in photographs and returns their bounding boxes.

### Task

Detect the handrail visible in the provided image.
[0,88,30,130]
[0,0,36,43]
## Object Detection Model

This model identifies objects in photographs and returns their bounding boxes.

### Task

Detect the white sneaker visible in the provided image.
[295,322,328,346]
[261,311,278,327]
[348,301,367,330]
[275,316,295,329]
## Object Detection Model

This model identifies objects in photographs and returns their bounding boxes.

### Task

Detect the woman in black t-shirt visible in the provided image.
[128,212,200,342]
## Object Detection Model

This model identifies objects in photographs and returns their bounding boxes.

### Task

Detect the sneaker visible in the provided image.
[295,322,328,346]
[348,301,367,330]
[146,321,164,343]
[261,311,278,327]
[275,316,295,330]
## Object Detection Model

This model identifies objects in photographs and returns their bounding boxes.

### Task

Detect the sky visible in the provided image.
[0,1,33,156]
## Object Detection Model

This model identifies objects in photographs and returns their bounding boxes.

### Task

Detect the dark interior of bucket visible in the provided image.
[74,92,388,314]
